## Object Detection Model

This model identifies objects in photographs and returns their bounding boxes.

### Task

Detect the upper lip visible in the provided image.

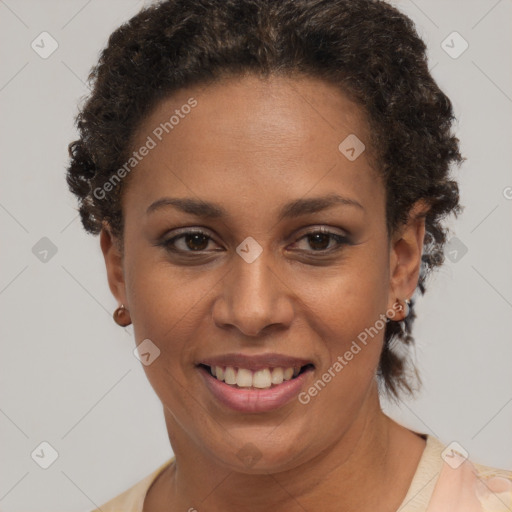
[198,353,314,371]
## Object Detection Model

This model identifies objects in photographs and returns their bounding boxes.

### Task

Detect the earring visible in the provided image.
[113,304,132,327]
[388,297,411,321]
[403,298,411,318]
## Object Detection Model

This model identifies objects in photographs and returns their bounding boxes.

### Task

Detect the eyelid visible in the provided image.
[296,225,348,237]
[167,227,214,237]
[290,227,350,252]
[163,227,220,248]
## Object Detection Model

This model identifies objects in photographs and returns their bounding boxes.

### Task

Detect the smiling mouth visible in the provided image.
[198,364,314,390]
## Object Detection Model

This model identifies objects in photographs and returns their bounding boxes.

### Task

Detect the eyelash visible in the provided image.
[159,227,350,255]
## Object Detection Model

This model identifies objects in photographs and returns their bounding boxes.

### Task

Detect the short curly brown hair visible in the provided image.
[66,0,463,401]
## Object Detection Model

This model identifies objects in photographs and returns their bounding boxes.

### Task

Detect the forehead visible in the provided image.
[124,73,383,221]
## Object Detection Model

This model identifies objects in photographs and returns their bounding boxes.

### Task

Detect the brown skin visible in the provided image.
[101,74,428,511]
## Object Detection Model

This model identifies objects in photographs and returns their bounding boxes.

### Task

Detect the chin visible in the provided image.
[204,427,315,475]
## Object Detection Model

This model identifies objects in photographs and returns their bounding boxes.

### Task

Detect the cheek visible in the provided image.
[127,265,211,354]
[308,280,386,378]
[297,288,385,429]
[301,246,389,344]
[123,251,223,397]
[125,267,201,412]
[297,250,389,402]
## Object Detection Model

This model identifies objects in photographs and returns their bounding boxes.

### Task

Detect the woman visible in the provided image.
[66,0,512,510]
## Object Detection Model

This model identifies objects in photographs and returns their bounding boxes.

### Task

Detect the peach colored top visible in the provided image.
[90,435,512,511]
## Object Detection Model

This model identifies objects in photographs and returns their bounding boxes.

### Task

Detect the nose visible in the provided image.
[212,251,294,338]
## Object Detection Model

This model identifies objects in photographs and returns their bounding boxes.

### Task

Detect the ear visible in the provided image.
[387,199,430,316]
[100,222,127,307]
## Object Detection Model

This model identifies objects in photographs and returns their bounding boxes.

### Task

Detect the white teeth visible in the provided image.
[271,367,284,385]
[236,368,253,388]
[283,367,294,381]
[208,365,302,388]
[224,366,237,385]
[253,368,272,389]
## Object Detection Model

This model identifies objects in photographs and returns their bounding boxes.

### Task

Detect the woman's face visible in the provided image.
[102,74,423,473]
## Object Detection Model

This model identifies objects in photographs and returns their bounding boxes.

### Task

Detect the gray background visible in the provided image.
[0,0,511,510]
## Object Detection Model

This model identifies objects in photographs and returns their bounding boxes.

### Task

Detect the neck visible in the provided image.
[153,386,419,512]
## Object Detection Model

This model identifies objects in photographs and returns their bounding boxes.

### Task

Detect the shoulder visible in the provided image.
[426,436,512,511]
[469,460,512,511]
[397,434,512,512]
[87,458,174,512]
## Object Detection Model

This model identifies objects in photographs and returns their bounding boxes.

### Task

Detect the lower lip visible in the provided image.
[198,366,313,413]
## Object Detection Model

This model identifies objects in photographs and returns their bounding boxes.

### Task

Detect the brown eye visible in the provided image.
[182,232,210,251]
[292,229,350,253]
[307,232,331,251]
[162,230,219,253]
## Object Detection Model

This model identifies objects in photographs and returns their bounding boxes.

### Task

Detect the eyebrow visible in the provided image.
[146,193,365,221]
